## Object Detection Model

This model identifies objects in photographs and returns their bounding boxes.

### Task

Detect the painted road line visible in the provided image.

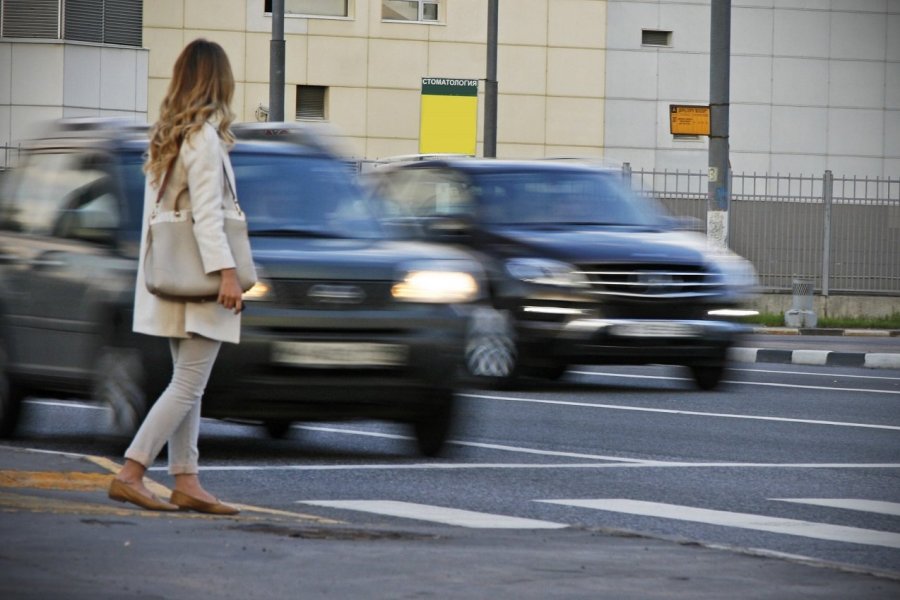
[567,370,900,395]
[297,500,567,529]
[773,498,900,517]
[536,499,900,549]
[462,392,900,431]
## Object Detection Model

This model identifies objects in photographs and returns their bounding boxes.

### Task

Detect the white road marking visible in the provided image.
[24,399,107,410]
[297,500,567,529]
[536,499,900,549]
[568,370,900,395]
[731,367,900,381]
[461,393,900,431]
[773,498,900,517]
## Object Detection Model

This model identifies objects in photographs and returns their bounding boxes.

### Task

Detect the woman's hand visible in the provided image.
[217,268,244,314]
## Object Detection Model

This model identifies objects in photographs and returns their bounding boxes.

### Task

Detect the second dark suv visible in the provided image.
[0,120,483,455]
[365,158,757,390]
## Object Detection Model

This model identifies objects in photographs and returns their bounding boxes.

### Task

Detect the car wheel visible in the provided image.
[690,363,726,391]
[465,307,520,386]
[263,420,294,439]
[94,347,150,436]
[0,364,24,439]
[411,391,455,457]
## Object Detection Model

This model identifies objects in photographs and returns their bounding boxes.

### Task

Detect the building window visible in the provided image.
[296,85,327,120]
[0,0,142,46]
[641,29,672,47]
[265,0,348,18]
[382,1,439,23]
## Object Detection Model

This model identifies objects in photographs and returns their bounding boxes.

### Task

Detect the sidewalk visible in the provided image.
[1,445,898,599]
[731,327,900,370]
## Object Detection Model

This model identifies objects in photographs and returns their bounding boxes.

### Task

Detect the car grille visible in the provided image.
[272,280,393,309]
[575,263,722,299]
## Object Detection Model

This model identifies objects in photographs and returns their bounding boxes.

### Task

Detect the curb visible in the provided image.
[730,348,900,370]
[752,327,900,337]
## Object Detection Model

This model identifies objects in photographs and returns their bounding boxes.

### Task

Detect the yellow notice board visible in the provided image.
[419,78,479,155]
[669,104,710,136]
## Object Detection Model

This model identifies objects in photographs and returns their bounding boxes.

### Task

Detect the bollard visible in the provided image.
[784,277,817,328]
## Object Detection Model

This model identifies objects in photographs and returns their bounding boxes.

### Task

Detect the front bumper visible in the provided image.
[203,303,474,421]
[521,317,748,366]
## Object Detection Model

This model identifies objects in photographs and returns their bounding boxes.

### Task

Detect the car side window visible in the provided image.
[381,168,473,219]
[0,151,120,240]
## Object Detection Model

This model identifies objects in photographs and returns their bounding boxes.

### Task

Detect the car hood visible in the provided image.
[483,225,713,265]
[248,236,475,279]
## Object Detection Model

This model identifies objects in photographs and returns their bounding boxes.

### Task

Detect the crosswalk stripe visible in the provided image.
[296,500,567,529]
[773,498,900,517]
[535,499,900,549]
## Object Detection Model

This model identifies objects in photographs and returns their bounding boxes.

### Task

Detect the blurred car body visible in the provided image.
[364,158,758,389]
[0,119,483,455]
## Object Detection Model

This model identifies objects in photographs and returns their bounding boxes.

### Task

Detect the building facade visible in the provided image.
[0,0,148,147]
[2,0,897,178]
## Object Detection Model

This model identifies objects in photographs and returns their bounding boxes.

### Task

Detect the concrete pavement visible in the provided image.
[1,445,899,599]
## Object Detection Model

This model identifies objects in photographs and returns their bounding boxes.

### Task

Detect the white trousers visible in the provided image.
[124,335,221,475]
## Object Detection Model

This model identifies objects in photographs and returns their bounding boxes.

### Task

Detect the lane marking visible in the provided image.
[461,393,900,431]
[24,399,106,410]
[568,370,900,395]
[730,367,900,381]
[773,498,900,517]
[170,462,900,472]
[536,499,900,549]
[297,500,567,529]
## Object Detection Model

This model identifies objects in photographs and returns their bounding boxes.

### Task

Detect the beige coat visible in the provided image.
[133,122,241,344]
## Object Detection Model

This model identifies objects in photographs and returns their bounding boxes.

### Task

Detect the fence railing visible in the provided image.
[626,165,900,296]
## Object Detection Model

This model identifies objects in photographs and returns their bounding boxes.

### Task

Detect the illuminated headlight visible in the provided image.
[505,258,589,288]
[392,262,481,303]
[242,267,273,301]
[709,254,758,290]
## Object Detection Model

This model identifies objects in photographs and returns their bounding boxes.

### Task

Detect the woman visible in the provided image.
[108,39,243,515]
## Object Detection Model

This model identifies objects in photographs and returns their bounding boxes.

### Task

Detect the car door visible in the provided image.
[0,150,125,387]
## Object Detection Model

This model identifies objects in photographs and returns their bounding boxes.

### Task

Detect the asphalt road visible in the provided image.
[2,349,899,598]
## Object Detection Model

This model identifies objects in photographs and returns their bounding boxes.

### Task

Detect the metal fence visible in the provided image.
[626,165,900,296]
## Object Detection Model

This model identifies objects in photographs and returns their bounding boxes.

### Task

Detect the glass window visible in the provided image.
[378,168,472,219]
[382,1,439,22]
[265,0,349,17]
[470,170,666,228]
[232,153,382,239]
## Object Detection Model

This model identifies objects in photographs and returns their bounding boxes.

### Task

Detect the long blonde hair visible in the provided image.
[145,39,235,186]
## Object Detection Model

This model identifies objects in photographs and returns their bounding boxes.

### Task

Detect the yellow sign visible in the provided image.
[669,104,710,136]
[420,78,479,155]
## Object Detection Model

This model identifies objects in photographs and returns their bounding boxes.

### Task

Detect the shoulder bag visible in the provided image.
[144,159,257,301]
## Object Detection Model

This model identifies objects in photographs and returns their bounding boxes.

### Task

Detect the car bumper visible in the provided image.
[521,317,747,365]
[203,304,473,420]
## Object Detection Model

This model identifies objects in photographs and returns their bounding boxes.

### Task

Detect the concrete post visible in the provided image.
[707,0,731,247]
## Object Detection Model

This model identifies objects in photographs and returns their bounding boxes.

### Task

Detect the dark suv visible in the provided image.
[365,158,757,390]
[0,120,483,455]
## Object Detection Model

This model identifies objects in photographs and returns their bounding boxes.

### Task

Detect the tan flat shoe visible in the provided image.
[170,489,240,516]
[108,478,179,511]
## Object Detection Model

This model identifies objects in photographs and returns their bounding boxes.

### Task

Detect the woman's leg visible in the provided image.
[120,336,220,485]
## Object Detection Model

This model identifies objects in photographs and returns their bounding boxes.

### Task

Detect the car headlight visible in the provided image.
[242,265,273,301]
[708,253,758,291]
[505,258,589,288]
[393,261,482,303]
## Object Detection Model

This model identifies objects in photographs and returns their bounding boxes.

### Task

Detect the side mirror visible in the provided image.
[422,214,473,240]
[664,215,704,231]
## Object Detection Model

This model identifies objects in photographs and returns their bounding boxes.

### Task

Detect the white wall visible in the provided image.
[604,0,899,177]
[0,41,149,152]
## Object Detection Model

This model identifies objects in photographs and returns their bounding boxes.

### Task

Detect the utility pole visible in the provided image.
[707,0,731,247]
[483,0,498,158]
[269,0,285,122]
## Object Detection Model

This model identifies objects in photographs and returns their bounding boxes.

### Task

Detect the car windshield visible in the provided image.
[232,153,382,239]
[471,170,666,228]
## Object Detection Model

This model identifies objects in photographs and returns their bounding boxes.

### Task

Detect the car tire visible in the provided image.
[412,391,455,457]
[690,363,727,391]
[0,363,23,439]
[465,307,521,387]
[94,346,150,437]
[263,420,294,439]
